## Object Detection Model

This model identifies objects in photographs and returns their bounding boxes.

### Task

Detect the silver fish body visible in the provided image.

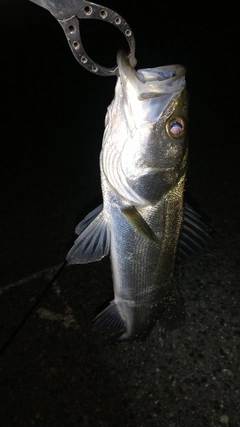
[67,51,189,340]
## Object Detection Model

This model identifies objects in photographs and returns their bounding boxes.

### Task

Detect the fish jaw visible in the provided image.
[117,50,186,130]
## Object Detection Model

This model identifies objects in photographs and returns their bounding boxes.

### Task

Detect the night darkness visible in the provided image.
[1,1,240,426]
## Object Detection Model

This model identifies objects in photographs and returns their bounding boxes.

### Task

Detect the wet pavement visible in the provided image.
[1,2,239,426]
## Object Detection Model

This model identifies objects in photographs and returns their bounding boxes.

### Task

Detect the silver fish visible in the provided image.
[67,51,190,340]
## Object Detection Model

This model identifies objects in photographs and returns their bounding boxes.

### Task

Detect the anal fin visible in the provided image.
[93,301,125,333]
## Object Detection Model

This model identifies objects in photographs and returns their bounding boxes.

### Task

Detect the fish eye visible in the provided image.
[165,116,186,140]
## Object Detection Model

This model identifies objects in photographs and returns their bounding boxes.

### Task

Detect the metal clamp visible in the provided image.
[30,0,137,76]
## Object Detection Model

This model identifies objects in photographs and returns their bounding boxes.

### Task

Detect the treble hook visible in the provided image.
[29,0,137,76]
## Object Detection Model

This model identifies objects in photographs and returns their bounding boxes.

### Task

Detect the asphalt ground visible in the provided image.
[1,1,239,426]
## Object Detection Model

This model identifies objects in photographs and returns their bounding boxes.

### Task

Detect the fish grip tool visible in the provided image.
[29,0,137,76]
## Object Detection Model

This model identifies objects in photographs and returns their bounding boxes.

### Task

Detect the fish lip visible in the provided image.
[117,50,186,98]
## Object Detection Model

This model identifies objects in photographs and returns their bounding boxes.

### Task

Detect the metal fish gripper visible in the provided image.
[29,0,137,76]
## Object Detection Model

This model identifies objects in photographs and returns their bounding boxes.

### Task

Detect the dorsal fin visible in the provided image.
[177,203,213,261]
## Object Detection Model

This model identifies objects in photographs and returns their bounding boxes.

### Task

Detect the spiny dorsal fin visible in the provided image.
[177,203,213,261]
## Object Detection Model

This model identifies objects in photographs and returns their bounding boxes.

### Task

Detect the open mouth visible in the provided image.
[117,51,186,124]
[117,50,186,98]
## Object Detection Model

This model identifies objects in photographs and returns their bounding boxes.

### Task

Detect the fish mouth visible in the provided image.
[117,50,186,99]
[117,50,186,123]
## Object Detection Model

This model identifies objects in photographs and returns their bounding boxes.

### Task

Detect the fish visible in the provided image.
[67,50,208,341]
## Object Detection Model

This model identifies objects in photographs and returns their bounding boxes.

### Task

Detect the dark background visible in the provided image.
[0,1,239,426]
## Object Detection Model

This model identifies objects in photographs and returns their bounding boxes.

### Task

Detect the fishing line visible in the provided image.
[0,261,67,358]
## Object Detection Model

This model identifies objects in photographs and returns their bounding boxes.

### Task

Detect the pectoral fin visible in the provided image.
[66,206,110,264]
[121,206,160,245]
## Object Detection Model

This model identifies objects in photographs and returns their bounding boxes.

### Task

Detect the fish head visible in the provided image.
[102,51,189,206]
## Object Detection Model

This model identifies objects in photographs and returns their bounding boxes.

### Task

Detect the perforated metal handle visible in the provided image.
[30,0,137,76]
